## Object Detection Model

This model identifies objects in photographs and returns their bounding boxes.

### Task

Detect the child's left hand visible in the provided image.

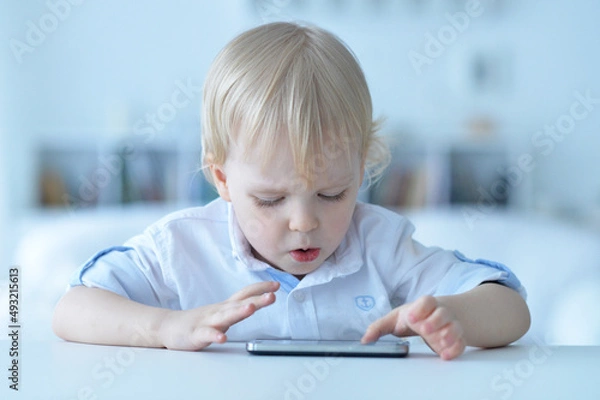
[361,295,466,360]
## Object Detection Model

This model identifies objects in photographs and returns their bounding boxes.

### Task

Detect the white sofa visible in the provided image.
[7,204,600,345]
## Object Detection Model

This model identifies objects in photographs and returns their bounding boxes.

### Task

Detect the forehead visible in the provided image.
[227,138,359,189]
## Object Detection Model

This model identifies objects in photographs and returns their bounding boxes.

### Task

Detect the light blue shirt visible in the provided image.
[70,198,526,340]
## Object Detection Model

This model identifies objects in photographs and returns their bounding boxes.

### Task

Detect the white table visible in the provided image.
[2,339,599,399]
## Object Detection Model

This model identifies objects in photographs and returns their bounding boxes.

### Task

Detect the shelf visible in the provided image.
[369,141,509,209]
[37,142,217,210]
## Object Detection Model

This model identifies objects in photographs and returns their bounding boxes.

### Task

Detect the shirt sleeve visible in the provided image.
[382,214,527,305]
[68,233,179,309]
[446,250,527,299]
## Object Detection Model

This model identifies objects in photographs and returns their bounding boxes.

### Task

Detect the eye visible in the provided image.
[318,190,347,202]
[253,197,284,208]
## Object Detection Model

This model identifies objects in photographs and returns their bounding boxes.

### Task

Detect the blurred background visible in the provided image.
[1,0,600,344]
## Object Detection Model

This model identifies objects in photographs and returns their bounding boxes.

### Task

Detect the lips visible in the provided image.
[289,248,320,263]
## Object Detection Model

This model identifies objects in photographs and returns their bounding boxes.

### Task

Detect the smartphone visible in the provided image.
[246,339,409,358]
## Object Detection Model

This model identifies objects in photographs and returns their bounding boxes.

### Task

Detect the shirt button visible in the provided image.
[293,291,306,302]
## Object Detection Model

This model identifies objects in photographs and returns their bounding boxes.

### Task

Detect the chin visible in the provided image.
[291,261,323,276]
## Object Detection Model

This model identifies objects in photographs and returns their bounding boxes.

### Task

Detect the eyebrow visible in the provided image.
[251,186,289,196]
[315,178,354,192]
[250,175,355,195]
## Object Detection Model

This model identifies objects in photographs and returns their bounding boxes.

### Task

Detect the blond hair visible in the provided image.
[201,22,389,185]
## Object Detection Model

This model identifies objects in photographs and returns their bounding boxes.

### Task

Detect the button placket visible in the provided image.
[287,289,318,338]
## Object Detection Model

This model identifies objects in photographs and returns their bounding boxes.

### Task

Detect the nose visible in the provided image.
[288,204,319,233]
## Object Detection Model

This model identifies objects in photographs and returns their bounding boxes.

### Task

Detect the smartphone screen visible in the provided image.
[246,339,409,358]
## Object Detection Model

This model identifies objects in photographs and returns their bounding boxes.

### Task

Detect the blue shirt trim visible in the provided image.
[453,250,525,297]
[266,268,300,293]
[70,246,133,286]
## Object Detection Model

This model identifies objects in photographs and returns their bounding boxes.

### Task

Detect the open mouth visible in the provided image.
[289,248,320,263]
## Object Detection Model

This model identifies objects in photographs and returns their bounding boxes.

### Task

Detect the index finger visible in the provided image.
[228,281,280,301]
[361,308,409,344]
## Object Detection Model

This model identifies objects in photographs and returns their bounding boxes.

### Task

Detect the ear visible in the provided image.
[210,164,231,202]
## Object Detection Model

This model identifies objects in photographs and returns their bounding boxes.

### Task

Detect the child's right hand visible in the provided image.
[158,281,279,350]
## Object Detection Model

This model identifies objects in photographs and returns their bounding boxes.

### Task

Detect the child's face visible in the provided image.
[212,139,363,277]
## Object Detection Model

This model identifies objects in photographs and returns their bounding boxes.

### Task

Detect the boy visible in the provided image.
[53,22,530,360]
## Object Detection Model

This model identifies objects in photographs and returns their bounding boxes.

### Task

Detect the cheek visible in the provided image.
[237,205,280,244]
[238,210,284,262]
[240,216,268,243]
[325,202,356,238]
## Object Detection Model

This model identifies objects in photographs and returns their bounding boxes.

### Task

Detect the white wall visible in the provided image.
[4,0,600,219]
[8,1,252,138]
[297,1,600,214]
[1,3,24,266]
[0,65,7,268]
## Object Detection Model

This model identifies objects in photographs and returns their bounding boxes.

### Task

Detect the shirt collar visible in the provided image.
[228,203,268,272]
[227,201,364,281]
